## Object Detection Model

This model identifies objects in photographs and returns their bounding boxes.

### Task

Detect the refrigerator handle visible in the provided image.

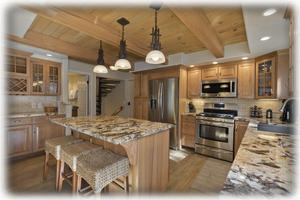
[161,83,164,119]
[158,82,162,120]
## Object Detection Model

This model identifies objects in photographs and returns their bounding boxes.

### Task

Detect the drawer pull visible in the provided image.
[187,118,191,120]
[13,120,22,123]
[186,137,190,139]
[186,125,191,127]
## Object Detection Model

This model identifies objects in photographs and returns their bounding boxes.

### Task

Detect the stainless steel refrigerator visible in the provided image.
[148,78,179,150]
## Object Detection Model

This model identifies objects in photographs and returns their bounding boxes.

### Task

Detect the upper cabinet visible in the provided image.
[134,73,148,99]
[255,50,289,99]
[4,49,61,96]
[187,70,201,98]
[238,63,255,99]
[4,49,32,95]
[202,65,237,80]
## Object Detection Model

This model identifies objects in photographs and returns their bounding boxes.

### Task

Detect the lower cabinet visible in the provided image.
[5,115,65,158]
[5,125,33,158]
[234,120,249,158]
[181,115,196,148]
[32,122,65,153]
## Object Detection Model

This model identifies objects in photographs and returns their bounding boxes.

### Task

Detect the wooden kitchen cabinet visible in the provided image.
[31,59,61,96]
[134,99,148,120]
[134,73,148,98]
[181,115,196,148]
[202,65,237,80]
[4,49,32,95]
[234,121,249,158]
[5,125,32,158]
[5,115,65,158]
[188,70,201,98]
[238,63,255,99]
[255,50,289,99]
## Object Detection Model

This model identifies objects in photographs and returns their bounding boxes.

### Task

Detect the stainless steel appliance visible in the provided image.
[201,78,237,98]
[195,103,238,162]
[280,98,297,122]
[149,78,179,150]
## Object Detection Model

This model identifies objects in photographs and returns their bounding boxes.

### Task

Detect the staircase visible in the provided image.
[96,78,120,115]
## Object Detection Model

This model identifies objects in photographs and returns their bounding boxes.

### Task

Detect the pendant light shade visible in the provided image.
[93,65,108,73]
[93,40,108,73]
[146,3,165,64]
[115,18,131,69]
[146,50,165,64]
[115,59,131,69]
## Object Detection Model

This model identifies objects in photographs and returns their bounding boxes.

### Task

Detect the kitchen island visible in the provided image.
[50,114,173,194]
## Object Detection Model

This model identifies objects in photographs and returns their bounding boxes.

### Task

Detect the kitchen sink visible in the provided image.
[257,123,295,134]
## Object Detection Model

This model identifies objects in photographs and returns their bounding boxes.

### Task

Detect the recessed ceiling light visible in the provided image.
[213,61,218,64]
[46,54,52,57]
[260,36,271,41]
[190,65,194,67]
[262,8,277,16]
[242,57,248,60]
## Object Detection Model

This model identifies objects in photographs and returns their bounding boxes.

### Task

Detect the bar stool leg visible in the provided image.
[72,171,77,196]
[124,176,129,194]
[77,175,82,195]
[58,161,65,192]
[43,152,49,180]
[55,159,61,191]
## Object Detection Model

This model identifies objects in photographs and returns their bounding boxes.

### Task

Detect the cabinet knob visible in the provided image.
[13,120,22,123]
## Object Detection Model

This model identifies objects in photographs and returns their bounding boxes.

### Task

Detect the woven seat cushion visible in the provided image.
[77,149,129,193]
[60,141,103,172]
[45,135,83,160]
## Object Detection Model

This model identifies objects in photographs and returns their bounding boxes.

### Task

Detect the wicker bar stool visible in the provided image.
[43,135,83,191]
[58,141,103,194]
[76,149,130,196]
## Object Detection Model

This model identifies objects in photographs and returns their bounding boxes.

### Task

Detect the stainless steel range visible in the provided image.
[195,103,238,162]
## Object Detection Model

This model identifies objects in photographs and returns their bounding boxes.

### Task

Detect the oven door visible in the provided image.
[195,120,234,151]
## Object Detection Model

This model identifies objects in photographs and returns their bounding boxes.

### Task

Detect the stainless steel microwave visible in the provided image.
[200,78,237,98]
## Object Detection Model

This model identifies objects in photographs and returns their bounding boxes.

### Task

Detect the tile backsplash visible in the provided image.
[5,95,59,114]
[190,98,283,118]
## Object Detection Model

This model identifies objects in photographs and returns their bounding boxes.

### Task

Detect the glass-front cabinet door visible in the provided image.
[255,57,275,99]
[47,64,61,95]
[31,62,46,94]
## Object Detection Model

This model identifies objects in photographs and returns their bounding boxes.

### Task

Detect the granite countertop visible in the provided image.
[220,120,297,196]
[6,112,66,118]
[50,115,173,145]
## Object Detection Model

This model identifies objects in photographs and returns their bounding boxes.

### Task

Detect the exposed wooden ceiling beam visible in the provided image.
[168,6,224,58]
[16,3,150,58]
[6,30,116,66]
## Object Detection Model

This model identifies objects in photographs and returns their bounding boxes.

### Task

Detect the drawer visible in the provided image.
[33,114,65,124]
[182,115,196,123]
[182,134,195,148]
[6,117,33,126]
[181,122,196,135]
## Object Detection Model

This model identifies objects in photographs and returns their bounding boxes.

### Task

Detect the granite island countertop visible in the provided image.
[50,115,173,145]
[220,119,298,197]
[5,112,66,118]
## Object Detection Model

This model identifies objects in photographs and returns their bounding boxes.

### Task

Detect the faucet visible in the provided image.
[279,97,297,112]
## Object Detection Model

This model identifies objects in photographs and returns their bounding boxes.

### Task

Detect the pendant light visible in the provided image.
[145,3,165,64]
[93,40,108,73]
[115,18,131,69]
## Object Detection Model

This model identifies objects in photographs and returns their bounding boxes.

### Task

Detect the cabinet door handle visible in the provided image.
[238,90,240,95]
[271,88,273,95]
[219,69,221,76]
[13,120,22,123]
[216,70,217,76]
[236,125,238,134]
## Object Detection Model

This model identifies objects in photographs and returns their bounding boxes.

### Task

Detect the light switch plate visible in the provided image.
[32,103,36,108]
[38,103,42,108]
[201,101,204,106]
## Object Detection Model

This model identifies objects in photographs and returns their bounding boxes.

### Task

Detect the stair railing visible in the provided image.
[111,106,123,116]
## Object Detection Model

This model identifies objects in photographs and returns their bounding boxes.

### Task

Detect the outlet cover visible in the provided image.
[201,101,204,106]
[32,103,36,108]
[38,103,42,108]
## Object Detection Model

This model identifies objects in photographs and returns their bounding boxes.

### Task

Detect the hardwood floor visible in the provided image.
[6,147,209,197]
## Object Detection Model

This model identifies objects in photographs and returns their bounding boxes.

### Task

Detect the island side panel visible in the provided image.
[135,129,170,193]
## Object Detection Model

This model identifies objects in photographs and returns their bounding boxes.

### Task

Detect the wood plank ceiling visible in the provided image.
[8,3,247,70]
